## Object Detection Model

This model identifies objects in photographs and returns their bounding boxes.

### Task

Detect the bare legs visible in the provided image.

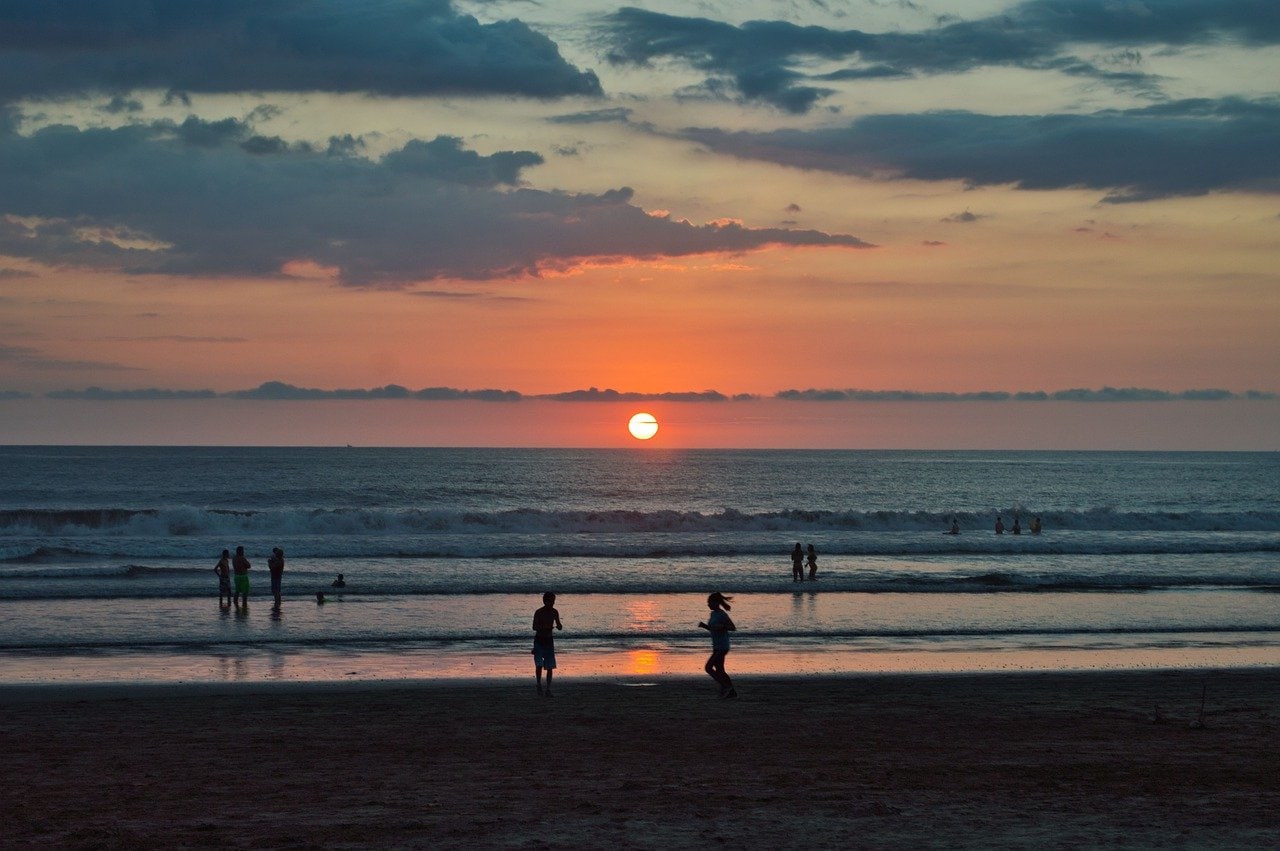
[705,649,735,698]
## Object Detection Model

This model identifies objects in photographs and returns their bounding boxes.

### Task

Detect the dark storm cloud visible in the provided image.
[0,118,868,284]
[777,387,1274,402]
[603,1,1278,112]
[681,98,1280,202]
[0,0,602,102]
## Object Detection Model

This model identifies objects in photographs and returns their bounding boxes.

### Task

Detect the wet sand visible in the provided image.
[4,668,1279,848]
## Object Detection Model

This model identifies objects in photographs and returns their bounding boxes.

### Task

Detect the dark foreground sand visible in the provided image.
[4,669,1278,849]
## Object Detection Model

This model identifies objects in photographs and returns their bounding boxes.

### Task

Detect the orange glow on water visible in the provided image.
[625,649,662,676]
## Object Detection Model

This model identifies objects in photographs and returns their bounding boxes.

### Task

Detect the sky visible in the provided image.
[0,0,1277,448]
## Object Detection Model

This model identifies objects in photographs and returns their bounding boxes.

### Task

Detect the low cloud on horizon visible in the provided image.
[13,382,1276,403]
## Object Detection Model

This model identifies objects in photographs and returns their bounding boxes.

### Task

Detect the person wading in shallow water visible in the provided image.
[791,543,804,582]
[268,547,285,611]
[232,546,251,607]
[698,592,737,699]
[214,549,232,607]
[806,544,818,580]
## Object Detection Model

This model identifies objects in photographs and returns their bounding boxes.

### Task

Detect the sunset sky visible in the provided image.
[1,0,1277,448]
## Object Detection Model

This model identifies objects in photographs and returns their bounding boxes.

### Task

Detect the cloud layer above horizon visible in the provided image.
[1,0,1276,446]
[23,381,1276,403]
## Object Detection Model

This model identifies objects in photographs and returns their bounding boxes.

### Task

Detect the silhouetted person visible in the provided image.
[791,543,804,582]
[698,592,737,699]
[1031,517,1042,535]
[947,518,960,535]
[1011,516,1022,535]
[532,592,563,697]
[214,549,232,607]
[315,591,326,604]
[806,544,818,580]
[994,516,1005,535]
[232,545,251,607]
[268,547,285,610]
[331,573,346,588]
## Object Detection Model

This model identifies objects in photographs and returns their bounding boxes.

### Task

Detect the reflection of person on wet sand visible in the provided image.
[806,544,818,580]
[698,592,737,699]
[532,592,563,697]
[214,549,232,606]
[791,543,804,582]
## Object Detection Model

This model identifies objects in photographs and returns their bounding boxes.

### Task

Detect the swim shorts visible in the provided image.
[234,574,250,594]
[532,639,556,670]
[219,578,231,592]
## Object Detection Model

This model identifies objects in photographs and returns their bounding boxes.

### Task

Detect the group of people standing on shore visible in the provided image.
[214,547,350,609]
[213,545,286,611]
[789,543,818,581]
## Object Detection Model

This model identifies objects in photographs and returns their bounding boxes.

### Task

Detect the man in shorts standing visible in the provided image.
[232,545,251,608]
[532,592,563,697]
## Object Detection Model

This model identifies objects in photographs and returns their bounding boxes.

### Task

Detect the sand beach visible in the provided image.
[4,668,1278,849]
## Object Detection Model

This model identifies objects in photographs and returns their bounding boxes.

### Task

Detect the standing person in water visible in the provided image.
[532,592,563,697]
[268,547,285,611]
[994,516,1005,535]
[214,549,232,607]
[790,543,804,582]
[1011,516,1022,535]
[806,544,818,580]
[698,592,737,699]
[231,545,251,607]
[1031,517,1042,535]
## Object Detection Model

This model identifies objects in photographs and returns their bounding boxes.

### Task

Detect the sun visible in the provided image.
[628,412,659,440]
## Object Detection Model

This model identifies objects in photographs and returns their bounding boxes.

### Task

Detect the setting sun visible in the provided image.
[627,412,658,440]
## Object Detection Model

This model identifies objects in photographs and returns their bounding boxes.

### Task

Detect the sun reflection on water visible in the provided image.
[626,648,662,676]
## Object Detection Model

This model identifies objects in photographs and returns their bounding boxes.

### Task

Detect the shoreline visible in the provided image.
[6,668,1279,847]
[2,663,1279,702]
[3,639,1277,688]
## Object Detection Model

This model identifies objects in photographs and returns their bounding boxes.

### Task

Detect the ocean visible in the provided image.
[1,447,1278,684]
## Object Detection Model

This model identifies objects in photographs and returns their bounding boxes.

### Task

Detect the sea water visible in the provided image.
[1,447,1277,684]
